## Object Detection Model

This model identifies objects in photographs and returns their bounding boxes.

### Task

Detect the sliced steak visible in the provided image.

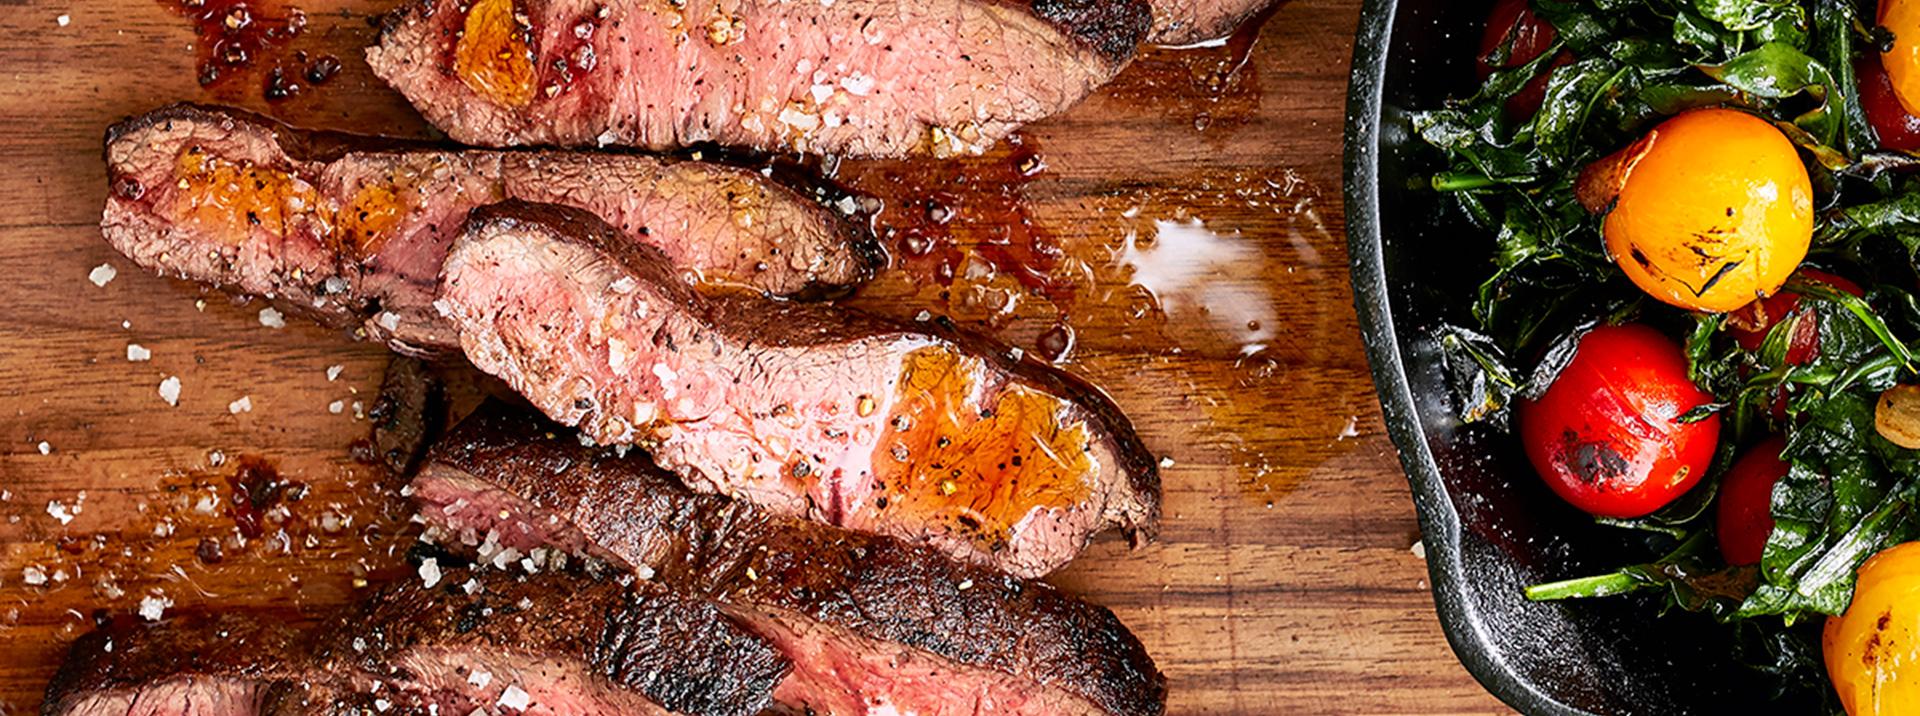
[1148,0,1277,44]
[321,563,788,716]
[366,0,1152,157]
[102,104,876,355]
[44,567,787,716]
[415,400,1168,716]
[437,202,1159,577]
[42,614,335,716]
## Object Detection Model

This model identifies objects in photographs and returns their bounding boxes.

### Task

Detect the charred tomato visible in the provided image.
[1715,436,1788,566]
[1518,324,1721,518]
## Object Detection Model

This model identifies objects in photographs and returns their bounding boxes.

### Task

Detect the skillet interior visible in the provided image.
[1343,0,1827,712]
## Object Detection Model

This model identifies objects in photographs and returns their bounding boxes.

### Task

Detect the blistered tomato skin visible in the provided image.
[1586,109,1814,313]
[1881,0,1920,118]
[1715,436,1788,566]
[1860,54,1920,152]
[1518,325,1722,519]
[1824,541,1920,715]
[1476,0,1562,119]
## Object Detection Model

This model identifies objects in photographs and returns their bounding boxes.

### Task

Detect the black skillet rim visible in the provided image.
[1341,0,1590,712]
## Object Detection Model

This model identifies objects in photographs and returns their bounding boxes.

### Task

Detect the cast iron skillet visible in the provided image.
[1344,1,1826,713]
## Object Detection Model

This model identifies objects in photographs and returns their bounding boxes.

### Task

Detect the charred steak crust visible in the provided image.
[100,104,879,355]
[1030,0,1155,63]
[324,566,788,716]
[46,568,787,716]
[43,614,309,715]
[440,201,1160,577]
[369,356,448,477]
[422,402,1168,716]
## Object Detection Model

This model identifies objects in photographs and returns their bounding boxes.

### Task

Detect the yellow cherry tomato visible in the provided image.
[1584,108,1812,313]
[1882,0,1920,117]
[1824,541,1920,715]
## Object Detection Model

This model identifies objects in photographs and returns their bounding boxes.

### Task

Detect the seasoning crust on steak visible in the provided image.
[43,567,787,716]
[437,201,1160,578]
[102,104,876,355]
[367,0,1152,157]
[416,401,1168,716]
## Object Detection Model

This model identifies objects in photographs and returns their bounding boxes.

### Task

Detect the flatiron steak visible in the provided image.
[415,401,1169,716]
[436,201,1160,578]
[42,566,787,716]
[101,104,875,355]
[366,0,1152,157]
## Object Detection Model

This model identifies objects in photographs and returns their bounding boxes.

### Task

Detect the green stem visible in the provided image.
[1524,571,1650,601]
[1430,173,1506,191]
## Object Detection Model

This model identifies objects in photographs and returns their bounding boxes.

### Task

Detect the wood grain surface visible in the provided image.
[0,0,1513,713]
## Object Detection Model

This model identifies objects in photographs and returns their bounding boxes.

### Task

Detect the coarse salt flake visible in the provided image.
[468,670,493,688]
[56,14,70,27]
[228,396,252,414]
[376,312,402,331]
[88,263,116,287]
[419,558,442,588]
[326,365,343,381]
[36,441,50,456]
[498,685,532,711]
[778,107,819,131]
[258,307,286,329]
[138,594,172,621]
[839,73,875,96]
[22,566,47,586]
[47,501,72,525]
[159,376,181,406]
[127,344,151,361]
[329,400,345,414]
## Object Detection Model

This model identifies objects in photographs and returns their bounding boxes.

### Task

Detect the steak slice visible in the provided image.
[322,563,789,716]
[415,401,1168,716]
[42,614,338,716]
[366,0,1152,157]
[437,201,1160,577]
[102,104,876,355]
[1147,0,1277,44]
[44,567,788,716]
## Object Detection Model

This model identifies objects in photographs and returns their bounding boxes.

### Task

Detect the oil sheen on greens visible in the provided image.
[1416,0,1920,704]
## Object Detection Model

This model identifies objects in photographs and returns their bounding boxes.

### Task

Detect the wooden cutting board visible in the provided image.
[0,0,1510,712]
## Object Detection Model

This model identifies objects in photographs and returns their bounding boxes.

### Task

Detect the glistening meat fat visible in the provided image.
[42,566,787,716]
[366,0,1151,157]
[436,201,1161,578]
[415,401,1169,716]
[102,104,876,355]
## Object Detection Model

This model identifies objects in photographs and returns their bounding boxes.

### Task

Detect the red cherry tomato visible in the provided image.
[1859,54,1920,152]
[1726,269,1865,366]
[1717,436,1788,566]
[1518,325,1722,518]
[1477,0,1565,120]
[1478,0,1556,76]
